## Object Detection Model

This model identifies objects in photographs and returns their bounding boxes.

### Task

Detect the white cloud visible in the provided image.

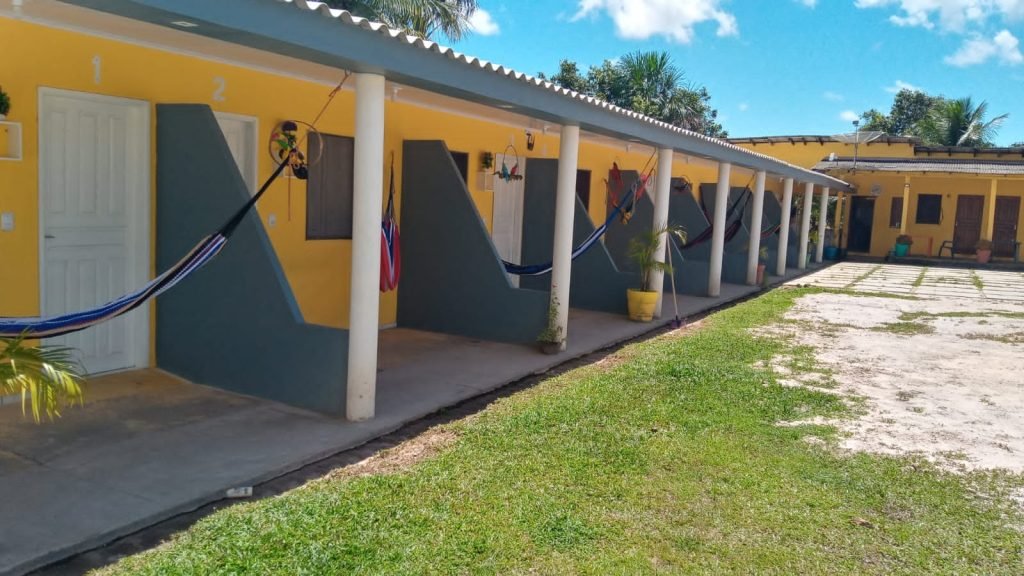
[797,0,818,6]
[467,8,500,36]
[945,29,1023,66]
[573,0,738,44]
[840,110,861,122]
[738,102,750,112]
[854,0,1024,32]
[885,79,922,93]
[824,91,845,101]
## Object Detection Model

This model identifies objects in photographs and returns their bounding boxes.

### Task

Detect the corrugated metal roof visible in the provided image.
[731,135,919,145]
[815,157,1024,176]
[267,0,851,190]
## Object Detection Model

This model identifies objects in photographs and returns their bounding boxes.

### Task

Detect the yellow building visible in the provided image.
[1,1,850,419]
[733,136,1024,261]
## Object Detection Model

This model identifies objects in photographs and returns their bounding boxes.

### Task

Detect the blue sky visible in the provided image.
[454,0,1024,145]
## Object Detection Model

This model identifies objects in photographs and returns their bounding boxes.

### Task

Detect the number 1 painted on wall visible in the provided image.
[213,77,227,102]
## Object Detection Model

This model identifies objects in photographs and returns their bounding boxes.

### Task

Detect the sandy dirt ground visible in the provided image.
[770,264,1024,474]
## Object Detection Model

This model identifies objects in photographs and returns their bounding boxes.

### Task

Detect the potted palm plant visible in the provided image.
[627,226,686,322]
[894,234,913,257]
[976,239,993,263]
[1,335,83,421]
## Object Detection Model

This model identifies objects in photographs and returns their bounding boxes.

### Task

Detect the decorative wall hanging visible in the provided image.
[525,131,536,151]
[268,119,324,220]
[495,144,523,182]
[0,85,10,120]
[480,151,494,172]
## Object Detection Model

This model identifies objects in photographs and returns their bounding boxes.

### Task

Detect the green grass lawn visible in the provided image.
[100,288,1024,575]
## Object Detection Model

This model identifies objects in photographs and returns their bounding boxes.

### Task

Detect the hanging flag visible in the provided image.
[380,157,401,292]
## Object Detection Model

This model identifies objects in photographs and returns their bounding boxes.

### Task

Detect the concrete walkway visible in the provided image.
[0,267,818,575]
[794,262,1024,301]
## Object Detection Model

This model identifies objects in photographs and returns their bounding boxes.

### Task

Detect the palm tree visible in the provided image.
[1,336,83,422]
[918,97,1009,147]
[326,0,478,40]
[619,51,684,121]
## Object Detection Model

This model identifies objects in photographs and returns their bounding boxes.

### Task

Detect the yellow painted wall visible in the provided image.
[736,140,1024,257]
[736,140,917,168]
[1,17,731,360]
[830,171,1024,257]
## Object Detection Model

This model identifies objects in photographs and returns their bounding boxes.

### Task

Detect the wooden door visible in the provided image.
[847,196,874,253]
[40,90,150,374]
[993,196,1021,257]
[953,195,985,254]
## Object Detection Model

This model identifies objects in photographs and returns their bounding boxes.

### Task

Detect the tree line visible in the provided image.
[861,90,1010,147]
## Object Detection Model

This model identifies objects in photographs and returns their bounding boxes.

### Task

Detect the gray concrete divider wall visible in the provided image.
[156,104,349,415]
[397,140,548,343]
[604,171,710,296]
[519,159,633,315]
[698,183,755,285]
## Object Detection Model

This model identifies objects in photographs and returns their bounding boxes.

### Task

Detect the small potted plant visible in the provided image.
[627,225,686,322]
[480,151,494,172]
[537,297,563,354]
[0,86,10,120]
[976,239,993,264]
[894,234,913,258]
[756,246,769,286]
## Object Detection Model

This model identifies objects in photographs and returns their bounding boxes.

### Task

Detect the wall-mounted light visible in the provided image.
[525,131,536,151]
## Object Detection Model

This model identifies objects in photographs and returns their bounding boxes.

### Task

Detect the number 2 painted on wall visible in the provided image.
[92,56,102,84]
[213,77,227,102]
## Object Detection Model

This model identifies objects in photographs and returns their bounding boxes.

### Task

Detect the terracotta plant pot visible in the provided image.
[756,263,766,286]
[976,249,992,264]
[626,289,659,322]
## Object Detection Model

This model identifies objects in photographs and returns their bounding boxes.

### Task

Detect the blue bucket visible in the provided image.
[823,246,839,261]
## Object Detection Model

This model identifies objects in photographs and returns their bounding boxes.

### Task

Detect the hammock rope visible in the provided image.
[1,74,352,339]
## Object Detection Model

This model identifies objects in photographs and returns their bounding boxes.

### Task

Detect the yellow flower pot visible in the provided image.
[627,289,659,322]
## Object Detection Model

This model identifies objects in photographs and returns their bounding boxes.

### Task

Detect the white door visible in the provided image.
[215,112,258,194]
[39,90,150,375]
[491,153,526,287]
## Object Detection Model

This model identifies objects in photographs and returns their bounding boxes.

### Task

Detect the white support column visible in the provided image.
[550,125,580,351]
[346,73,386,422]
[815,187,829,263]
[776,178,794,277]
[798,182,814,270]
[649,148,674,317]
[745,170,767,285]
[708,162,732,297]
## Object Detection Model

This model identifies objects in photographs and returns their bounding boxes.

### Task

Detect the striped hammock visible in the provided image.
[504,172,649,277]
[0,159,290,340]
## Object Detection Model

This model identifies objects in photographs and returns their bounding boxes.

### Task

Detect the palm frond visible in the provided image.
[0,335,84,422]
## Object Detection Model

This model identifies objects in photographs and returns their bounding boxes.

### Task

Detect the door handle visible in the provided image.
[44,234,55,239]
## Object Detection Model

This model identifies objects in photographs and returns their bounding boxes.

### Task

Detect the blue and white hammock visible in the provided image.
[504,175,644,276]
[0,159,291,339]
